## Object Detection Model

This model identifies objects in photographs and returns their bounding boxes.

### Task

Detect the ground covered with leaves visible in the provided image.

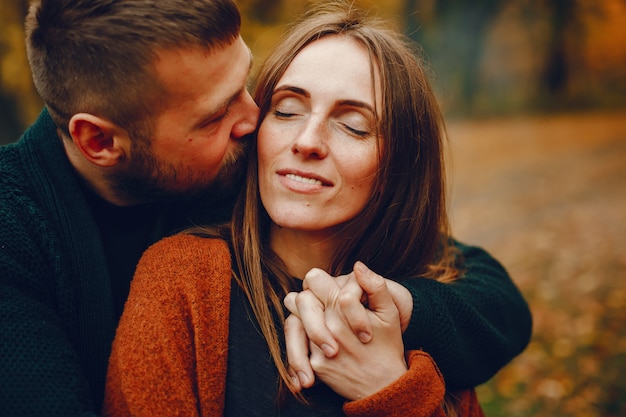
[447,110,626,417]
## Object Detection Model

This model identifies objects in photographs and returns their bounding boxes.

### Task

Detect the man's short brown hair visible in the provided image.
[26,0,241,136]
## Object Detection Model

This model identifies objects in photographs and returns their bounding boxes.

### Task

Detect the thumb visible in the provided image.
[353,261,398,321]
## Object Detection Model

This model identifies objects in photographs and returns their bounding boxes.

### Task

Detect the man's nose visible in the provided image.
[231,91,260,139]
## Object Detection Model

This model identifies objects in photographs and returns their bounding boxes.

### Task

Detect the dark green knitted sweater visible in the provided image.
[0,110,531,417]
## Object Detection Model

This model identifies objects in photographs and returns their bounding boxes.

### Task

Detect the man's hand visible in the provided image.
[283,262,413,393]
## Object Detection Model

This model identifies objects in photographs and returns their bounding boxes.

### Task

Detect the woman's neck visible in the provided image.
[269,224,338,280]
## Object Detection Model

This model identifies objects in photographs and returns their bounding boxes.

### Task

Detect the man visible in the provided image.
[0,1,531,416]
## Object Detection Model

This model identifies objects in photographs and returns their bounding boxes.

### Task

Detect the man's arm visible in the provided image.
[400,241,532,388]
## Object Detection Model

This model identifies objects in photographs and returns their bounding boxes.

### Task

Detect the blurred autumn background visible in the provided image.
[2,0,625,416]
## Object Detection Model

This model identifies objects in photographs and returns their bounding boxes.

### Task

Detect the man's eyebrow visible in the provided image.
[246,48,254,90]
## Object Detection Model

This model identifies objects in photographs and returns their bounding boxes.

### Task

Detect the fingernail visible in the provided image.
[355,261,367,274]
[358,332,371,343]
[321,343,336,357]
[297,371,309,386]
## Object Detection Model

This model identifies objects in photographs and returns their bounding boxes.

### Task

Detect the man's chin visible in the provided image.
[109,143,250,205]
[115,167,247,206]
[177,173,245,205]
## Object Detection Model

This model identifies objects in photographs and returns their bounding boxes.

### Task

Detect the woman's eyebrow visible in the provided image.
[272,86,374,113]
[337,99,374,113]
[272,85,309,98]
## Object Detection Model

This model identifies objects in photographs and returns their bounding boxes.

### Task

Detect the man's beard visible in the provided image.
[106,140,250,205]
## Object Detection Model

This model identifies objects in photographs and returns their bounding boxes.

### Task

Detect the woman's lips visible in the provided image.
[277,169,332,187]
[285,173,323,186]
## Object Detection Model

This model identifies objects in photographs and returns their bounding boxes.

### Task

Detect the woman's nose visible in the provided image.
[291,117,329,159]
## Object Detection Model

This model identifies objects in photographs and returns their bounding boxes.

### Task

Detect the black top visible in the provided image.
[225,279,346,416]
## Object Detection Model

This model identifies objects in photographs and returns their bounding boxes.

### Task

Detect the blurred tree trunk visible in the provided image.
[404,0,503,115]
[541,0,574,96]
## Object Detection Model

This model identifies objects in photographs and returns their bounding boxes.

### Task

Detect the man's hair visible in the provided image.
[25,0,241,136]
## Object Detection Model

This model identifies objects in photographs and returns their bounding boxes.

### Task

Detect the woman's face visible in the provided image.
[257,35,382,237]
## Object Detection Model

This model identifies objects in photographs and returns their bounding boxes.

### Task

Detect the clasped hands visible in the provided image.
[283,261,414,400]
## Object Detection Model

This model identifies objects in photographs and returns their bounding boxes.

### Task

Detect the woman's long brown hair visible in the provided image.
[200,0,462,407]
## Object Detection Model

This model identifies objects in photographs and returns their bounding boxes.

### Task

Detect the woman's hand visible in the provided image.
[284,262,410,399]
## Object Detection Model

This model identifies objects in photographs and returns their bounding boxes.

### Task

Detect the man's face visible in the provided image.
[112,36,259,203]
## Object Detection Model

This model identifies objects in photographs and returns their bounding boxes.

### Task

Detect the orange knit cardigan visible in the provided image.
[102,235,484,417]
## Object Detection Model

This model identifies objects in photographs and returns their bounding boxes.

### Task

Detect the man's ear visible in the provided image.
[68,113,129,167]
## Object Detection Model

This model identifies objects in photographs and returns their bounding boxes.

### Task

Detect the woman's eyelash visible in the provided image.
[273,109,295,117]
[343,124,369,137]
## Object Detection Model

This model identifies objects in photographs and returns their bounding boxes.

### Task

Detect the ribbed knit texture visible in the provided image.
[1,110,110,417]
[400,243,533,388]
[104,236,233,417]
[102,235,484,417]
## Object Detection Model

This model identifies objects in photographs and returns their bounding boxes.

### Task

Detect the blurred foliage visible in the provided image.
[2,0,626,143]
[0,0,42,144]
[447,110,626,417]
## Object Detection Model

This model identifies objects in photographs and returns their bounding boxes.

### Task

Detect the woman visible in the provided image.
[104,3,503,416]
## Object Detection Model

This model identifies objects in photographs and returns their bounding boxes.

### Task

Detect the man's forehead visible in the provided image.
[149,38,253,126]
[152,39,251,97]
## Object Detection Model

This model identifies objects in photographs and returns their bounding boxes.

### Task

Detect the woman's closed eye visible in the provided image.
[340,122,370,137]
[271,96,306,119]
[273,109,298,118]
[337,111,374,138]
